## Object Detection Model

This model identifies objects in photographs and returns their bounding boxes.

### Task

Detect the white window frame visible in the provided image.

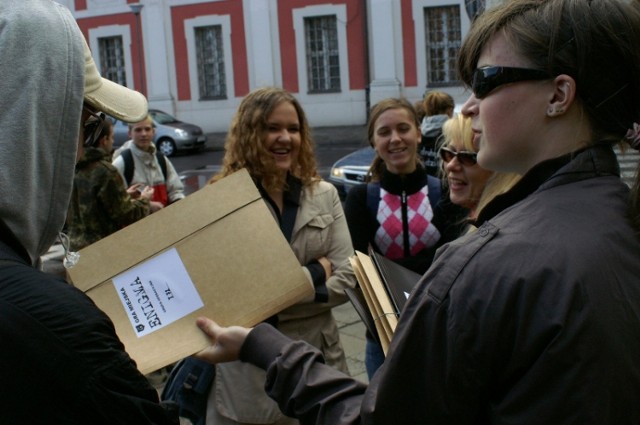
[184,15,235,102]
[89,25,135,90]
[292,4,349,97]
[412,0,470,90]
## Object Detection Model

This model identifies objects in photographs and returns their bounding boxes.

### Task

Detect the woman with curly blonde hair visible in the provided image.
[205,86,356,425]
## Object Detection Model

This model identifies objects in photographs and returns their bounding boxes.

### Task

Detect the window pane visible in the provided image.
[424,6,461,86]
[304,15,341,93]
[98,36,127,87]
[195,25,227,100]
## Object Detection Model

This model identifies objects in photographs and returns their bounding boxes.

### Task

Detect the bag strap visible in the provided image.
[161,357,215,425]
[121,149,134,187]
[121,149,168,186]
[156,152,168,182]
[365,182,380,222]
[426,175,442,208]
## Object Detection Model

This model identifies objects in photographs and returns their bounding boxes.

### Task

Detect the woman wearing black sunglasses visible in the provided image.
[193,1,640,423]
[439,114,520,225]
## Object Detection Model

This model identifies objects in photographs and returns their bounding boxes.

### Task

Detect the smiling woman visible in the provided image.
[343,97,464,378]
[188,86,357,425]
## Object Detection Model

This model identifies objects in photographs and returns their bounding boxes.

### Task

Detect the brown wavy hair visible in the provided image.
[209,87,319,192]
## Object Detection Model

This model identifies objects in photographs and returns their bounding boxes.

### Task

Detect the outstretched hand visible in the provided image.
[194,317,251,364]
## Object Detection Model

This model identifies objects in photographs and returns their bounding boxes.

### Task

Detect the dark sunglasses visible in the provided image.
[439,147,478,166]
[83,106,106,148]
[472,66,550,99]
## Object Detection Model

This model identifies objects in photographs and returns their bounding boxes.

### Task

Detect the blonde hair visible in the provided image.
[441,114,520,216]
[209,87,319,192]
[128,114,153,130]
[441,113,474,152]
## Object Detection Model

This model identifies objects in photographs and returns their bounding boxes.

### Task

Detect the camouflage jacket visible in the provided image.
[67,147,150,250]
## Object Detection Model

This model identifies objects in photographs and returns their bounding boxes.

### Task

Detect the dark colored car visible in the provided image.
[328,147,375,199]
[110,109,207,156]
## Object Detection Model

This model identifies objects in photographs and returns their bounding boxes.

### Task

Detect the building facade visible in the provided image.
[63,0,490,133]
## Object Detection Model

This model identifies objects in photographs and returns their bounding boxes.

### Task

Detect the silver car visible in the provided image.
[110,109,207,156]
[328,147,375,200]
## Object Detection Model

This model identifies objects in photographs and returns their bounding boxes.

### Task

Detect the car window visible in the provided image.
[150,110,179,124]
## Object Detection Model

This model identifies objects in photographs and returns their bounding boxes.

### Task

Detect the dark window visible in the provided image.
[195,25,227,100]
[98,36,127,87]
[304,15,341,93]
[424,6,461,86]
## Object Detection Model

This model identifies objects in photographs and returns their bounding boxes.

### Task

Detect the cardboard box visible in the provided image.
[68,169,312,375]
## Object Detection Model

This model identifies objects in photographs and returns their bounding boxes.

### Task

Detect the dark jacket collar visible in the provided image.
[475,143,620,226]
[379,166,429,195]
[256,173,303,207]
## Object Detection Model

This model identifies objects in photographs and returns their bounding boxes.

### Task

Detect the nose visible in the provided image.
[277,129,292,141]
[444,156,463,172]
[461,94,478,118]
[389,129,402,143]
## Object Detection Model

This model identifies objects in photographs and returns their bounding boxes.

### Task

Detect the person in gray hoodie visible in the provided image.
[0,1,177,423]
[419,91,455,176]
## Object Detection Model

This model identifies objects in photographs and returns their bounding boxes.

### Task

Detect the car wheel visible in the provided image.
[156,138,176,157]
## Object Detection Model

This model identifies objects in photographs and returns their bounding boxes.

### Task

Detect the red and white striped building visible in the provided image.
[62,0,490,132]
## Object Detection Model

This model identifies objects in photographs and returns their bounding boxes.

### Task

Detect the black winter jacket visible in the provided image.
[241,144,640,425]
[0,237,178,425]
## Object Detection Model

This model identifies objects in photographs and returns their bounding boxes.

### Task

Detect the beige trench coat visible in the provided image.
[207,180,357,424]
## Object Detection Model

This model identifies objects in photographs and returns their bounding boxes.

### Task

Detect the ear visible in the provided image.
[546,74,576,117]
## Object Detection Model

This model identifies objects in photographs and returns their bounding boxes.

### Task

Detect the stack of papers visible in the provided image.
[347,248,422,355]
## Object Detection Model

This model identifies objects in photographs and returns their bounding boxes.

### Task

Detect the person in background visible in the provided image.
[193,0,640,423]
[344,97,452,378]
[201,87,356,425]
[419,91,455,175]
[413,99,426,123]
[0,1,178,423]
[438,113,520,231]
[66,117,158,251]
[112,116,185,209]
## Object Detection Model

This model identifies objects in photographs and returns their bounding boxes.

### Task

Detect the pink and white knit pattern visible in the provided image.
[374,186,441,260]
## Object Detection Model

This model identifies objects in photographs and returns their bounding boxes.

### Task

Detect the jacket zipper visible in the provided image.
[401,190,410,256]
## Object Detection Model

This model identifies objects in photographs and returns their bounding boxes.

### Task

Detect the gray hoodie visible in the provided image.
[0,0,84,265]
[420,114,449,138]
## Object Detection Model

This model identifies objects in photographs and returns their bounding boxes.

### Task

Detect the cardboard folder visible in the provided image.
[68,169,312,375]
[348,249,422,354]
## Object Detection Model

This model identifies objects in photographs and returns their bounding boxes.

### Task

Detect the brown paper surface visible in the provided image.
[68,169,312,374]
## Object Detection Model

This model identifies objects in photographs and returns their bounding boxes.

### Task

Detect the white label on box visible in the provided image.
[113,248,204,337]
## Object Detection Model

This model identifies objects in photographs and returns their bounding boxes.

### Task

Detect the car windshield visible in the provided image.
[150,110,180,125]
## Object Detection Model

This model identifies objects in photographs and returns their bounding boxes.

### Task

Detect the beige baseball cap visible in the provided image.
[81,38,148,123]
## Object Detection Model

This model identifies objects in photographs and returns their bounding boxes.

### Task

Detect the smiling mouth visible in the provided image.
[448,177,467,189]
[271,148,291,156]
